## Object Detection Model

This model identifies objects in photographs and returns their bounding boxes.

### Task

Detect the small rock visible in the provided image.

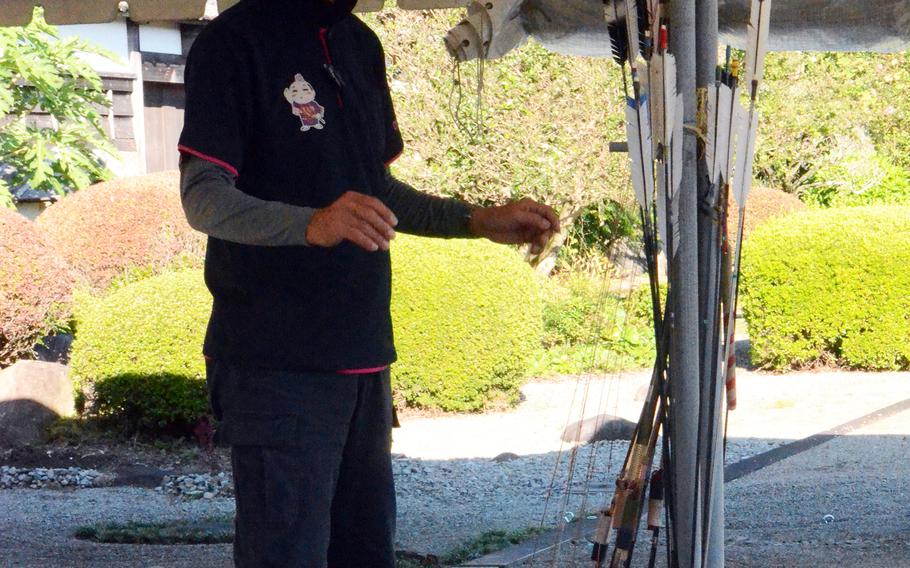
[492,452,520,463]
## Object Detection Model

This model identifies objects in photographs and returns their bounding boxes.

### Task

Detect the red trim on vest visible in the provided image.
[319,27,344,108]
[337,366,389,375]
[384,150,403,166]
[178,145,239,177]
[318,28,334,65]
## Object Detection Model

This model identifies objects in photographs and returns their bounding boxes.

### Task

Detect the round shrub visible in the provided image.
[70,237,543,430]
[70,270,210,432]
[730,186,806,240]
[0,209,75,366]
[37,171,205,292]
[390,235,542,412]
[741,206,910,370]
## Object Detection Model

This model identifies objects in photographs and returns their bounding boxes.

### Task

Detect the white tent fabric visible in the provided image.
[2,0,907,52]
[520,0,910,56]
[0,0,468,26]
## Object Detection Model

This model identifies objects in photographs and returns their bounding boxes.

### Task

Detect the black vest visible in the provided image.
[179,0,404,371]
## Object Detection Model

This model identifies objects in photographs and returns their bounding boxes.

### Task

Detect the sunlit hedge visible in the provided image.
[71,236,543,431]
[390,235,542,411]
[742,206,910,370]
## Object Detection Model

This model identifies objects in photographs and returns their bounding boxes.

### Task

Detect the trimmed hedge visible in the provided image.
[70,270,210,432]
[741,206,910,370]
[730,187,806,240]
[530,276,655,375]
[390,235,542,411]
[0,209,74,366]
[71,237,542,430]
[37,171,205,292]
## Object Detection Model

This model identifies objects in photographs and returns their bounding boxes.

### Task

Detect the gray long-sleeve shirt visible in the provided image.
[179,155,475,246]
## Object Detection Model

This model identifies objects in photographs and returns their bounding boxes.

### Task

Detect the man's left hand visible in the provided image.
[469,198,560,255]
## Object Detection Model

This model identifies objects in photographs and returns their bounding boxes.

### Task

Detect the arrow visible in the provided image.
[625,96,654,211]
[744,0,771,96]
[732,108,759,208]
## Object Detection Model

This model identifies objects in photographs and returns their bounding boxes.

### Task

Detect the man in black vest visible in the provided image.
[178,0,559,565]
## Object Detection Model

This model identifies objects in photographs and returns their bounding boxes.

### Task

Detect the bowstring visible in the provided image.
[565,245,648,566]
[535,242,639,567]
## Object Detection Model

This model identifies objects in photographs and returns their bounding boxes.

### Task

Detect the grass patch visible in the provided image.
[531,274,657,377]
[73,519,233,545]
[441,526,546,566]
[74,517,542,566]
[528,343,652,376]
[74,519,542,565]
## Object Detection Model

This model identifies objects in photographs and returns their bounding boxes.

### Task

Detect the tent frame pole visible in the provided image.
[668,0,701,566]
[694,0,724,566]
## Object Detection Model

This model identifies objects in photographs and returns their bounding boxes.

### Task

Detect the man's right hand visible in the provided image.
[306,191,398,251]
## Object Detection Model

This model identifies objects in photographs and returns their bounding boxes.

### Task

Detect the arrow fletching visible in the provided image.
[744,0,772,94]
[625,96,654,211]
[732,110,759,208]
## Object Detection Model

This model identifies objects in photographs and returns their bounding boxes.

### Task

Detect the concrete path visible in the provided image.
[392,370,910,459]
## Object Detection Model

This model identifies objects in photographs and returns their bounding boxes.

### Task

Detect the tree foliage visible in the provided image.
[364,10,635,271]
[757,52,910,205]
[0,8,114,208]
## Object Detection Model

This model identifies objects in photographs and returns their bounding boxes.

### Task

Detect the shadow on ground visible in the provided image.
[1,428,908,567]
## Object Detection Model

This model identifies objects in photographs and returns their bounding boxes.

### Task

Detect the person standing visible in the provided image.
[178,0,559,565]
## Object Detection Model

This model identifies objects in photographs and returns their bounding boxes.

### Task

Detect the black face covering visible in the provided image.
[272,0,357,26]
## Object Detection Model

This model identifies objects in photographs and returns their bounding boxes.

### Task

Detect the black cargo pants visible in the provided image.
[206,360,396,568]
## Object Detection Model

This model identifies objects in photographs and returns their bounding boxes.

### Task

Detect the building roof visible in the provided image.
[1,166,59,204]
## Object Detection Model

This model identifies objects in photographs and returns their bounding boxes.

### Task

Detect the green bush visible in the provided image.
[756,52,910,195]
[530,274,655,375]
[804,150,910,208]
[364,10,637,273]
[70,237,542,430]
[741,206,910,370]
[70,270,210,432]
[390,235,542,411]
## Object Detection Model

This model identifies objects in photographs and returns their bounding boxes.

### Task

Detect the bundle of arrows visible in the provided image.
[536,1,772,567]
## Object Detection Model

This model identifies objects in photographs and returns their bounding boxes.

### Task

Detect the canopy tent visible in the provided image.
[0,0,467,26]
[519,0,910,57]
[3,0,908,53]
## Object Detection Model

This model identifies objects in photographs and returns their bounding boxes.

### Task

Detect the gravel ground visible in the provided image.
[0,437,780,566]
[0,370,908,566]
[0,466,105,490]
[158,472,233,500]
[517,407,910,568]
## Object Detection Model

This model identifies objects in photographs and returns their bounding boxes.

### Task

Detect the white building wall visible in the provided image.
[139,25,183,55]
[58,21,131,73]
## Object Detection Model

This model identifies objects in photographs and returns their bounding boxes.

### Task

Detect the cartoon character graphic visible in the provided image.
[284,74,325,131]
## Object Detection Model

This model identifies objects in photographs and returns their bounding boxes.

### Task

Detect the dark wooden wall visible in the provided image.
[143,82,185,173]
